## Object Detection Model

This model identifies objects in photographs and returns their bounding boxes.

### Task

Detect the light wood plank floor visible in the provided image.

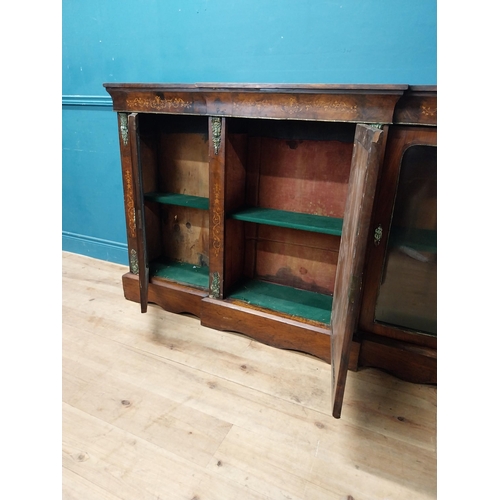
[62,251,437,500]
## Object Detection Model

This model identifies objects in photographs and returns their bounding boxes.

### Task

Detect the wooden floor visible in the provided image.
[62,251,437,500]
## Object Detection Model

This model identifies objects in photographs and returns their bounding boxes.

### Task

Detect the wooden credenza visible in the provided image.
[103,83,437,418]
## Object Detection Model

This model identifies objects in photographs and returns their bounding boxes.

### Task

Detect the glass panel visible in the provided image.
[375,145,437,335]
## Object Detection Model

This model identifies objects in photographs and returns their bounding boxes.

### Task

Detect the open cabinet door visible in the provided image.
[128,113,149,313]
[331,123,386,418]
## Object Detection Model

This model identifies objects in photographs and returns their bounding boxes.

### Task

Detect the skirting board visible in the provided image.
[62,231,128,265]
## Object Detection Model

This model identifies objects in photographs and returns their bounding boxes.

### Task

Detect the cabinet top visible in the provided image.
[103,83,435,125]
[103,82,409,92]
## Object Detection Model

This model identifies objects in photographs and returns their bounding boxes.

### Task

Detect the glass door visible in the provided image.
[375,144,437,334]
[359,126,437,344]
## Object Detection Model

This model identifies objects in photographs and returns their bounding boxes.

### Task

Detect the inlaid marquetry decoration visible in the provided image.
[127,95,190,112]
[211,117,222,155]
[210,271,220,298]
[284,96,359,115]
[421,105,437,118]
[123,169,136,238]
[119,112,129,145]
[231,95,359,118]
[212,182,222,256]
[129,248,139,275]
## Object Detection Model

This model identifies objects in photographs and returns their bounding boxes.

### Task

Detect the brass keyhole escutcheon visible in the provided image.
[374,224,383,246]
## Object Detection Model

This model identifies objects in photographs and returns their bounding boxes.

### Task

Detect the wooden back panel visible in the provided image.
[257,137,353,218]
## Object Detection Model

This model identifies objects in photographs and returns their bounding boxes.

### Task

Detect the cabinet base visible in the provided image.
[122,273,207,317]
[122,272,333,362]
[201,297,332,363]
[356,332,436,384]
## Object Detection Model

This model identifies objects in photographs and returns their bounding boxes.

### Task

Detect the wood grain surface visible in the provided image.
[63,251,436,500]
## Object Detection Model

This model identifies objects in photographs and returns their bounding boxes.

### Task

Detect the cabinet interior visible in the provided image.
[140,114,210,290]
[135,114,357,324]
[224,118,356,325]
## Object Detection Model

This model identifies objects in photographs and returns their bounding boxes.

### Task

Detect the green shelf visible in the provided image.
[228,279,333,324]
[144,192,209,210]
[229,207,343,236]
[150,259,209,289]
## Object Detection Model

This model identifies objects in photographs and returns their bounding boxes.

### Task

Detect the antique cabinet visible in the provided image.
[103,83,435,417]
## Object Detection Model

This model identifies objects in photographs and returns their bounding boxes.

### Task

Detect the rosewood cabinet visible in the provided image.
[103,83,436,418]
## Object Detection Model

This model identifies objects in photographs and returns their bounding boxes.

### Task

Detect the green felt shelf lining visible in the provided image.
[228,279,332,325]
[230,207,343,236]
[150,259,209,289]
[144,192,209,210]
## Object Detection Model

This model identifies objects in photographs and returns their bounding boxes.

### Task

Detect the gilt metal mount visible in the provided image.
[130,248,139,274]
[119,113,129,145]
[210,271,221,298]
[212,117,222,155]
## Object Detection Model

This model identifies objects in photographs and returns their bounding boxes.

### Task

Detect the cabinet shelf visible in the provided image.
[229,207,343,236]
[228,279,333,324]
[144,192,209,211]
[150,259,209,289]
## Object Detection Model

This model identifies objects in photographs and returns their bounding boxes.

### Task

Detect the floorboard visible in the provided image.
[62,251,437,500]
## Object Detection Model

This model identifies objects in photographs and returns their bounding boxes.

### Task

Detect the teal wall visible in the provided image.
[62,0,437,264]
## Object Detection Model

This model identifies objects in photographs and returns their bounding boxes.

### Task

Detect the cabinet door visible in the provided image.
[128,112,149,313]
[359,126,437,347]
[331,123,386,418]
